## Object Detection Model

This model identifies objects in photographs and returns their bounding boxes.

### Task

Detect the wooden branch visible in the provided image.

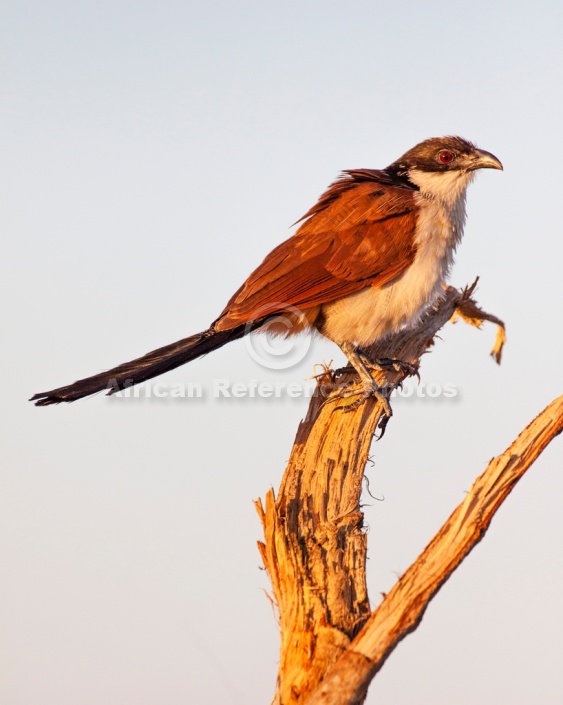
[306,394,563,705]
[256,283,518,705]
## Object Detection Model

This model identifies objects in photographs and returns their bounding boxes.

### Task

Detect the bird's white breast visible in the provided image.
[320,188,467,347]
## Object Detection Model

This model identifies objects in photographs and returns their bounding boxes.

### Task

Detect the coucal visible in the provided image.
[31,136,502,409]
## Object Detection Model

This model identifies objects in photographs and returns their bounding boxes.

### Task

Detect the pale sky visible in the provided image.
[2,1,563,704]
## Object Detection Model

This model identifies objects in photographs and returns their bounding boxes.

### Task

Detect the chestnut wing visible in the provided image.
[215,181,418,329]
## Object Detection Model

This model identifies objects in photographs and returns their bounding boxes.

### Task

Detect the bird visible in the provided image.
[31,136,502,410]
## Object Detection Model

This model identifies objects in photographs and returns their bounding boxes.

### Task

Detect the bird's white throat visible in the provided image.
[407,168,476,208]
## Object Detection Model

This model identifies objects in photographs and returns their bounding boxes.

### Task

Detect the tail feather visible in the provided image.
[30,326,246,406]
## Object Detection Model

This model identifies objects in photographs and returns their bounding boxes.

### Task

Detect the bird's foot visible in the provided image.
[337,378,393,416]
[327,349,418,420]
[358,354,420,382]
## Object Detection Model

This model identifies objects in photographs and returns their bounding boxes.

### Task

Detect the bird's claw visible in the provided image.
[327,354,418,418]
[359,354,420,382]
[337,380,393,417]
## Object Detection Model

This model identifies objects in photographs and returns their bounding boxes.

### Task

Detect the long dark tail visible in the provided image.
[30,325,246,406]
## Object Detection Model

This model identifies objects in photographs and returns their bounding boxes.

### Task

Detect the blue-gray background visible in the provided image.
[2,2,562,703]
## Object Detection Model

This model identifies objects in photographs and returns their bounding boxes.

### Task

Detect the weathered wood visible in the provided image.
[306,394,563,705]
[256,283,540,705]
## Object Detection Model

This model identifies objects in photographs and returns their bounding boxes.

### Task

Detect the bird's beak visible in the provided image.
[469,149,503,171]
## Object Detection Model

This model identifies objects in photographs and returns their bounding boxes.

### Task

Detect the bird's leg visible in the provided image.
[335,342,394,415]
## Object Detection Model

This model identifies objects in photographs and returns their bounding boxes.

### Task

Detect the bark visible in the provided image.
[256,283,562,705]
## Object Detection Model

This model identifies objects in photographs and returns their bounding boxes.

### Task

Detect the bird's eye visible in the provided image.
[438,151,454,164]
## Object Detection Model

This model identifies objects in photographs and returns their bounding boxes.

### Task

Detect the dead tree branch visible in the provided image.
[306,394,563,705]
[256,282,561,704]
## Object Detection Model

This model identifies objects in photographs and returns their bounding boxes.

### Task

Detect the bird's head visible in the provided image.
[387,136,503,206]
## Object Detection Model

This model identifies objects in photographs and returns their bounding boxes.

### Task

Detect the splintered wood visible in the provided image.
[255,283,562,705]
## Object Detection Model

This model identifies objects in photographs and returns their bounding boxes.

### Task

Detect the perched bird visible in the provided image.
[31,136,502,410]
